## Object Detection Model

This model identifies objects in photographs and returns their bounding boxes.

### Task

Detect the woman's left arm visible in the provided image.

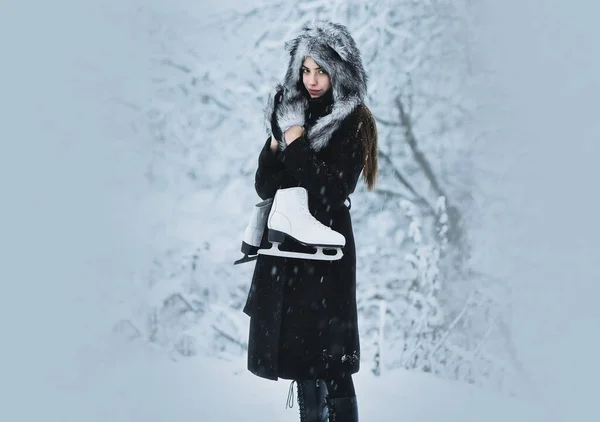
[278,114,364,210]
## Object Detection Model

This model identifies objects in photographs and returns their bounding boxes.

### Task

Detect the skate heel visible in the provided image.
[241,241,259,256]
[268,229,287,244]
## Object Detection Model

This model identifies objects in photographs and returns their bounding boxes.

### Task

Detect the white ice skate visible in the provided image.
[233,198,273,265]
[257,187,345,261]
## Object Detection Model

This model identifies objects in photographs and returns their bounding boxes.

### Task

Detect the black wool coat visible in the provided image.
[243,97,367,381]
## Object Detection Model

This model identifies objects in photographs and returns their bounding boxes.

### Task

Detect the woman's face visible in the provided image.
[302,57,331,98]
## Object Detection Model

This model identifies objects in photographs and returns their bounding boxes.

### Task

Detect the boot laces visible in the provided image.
[326,395,336,422]
[286,380,295,409]
[285,380,307,422]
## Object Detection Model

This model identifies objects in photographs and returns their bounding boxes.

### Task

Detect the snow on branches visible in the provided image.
[123,0,523,395]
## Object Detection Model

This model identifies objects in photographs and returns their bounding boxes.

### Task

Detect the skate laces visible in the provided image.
[296,190,331,230]
[286,380,295,409]
[302,207,331,230]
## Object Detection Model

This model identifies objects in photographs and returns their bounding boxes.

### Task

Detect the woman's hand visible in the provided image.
[284,125,305,145]
[269,135,278,152]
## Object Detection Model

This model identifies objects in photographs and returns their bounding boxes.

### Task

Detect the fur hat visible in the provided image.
[265,20,368,151]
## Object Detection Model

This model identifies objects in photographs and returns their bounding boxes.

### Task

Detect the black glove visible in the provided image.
[270,89,284,145]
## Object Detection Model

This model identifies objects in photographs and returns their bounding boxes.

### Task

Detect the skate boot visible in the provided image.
[233,198,273,265]
[287,380,329,422]
[258,187,345,261]
[325,396,358,422]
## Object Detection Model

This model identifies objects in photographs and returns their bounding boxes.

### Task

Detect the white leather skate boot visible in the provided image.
[233,198,273,265]
[258,187,345,261]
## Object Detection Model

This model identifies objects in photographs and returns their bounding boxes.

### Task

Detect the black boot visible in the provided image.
[295,380,329,422]
[325,396,358,422]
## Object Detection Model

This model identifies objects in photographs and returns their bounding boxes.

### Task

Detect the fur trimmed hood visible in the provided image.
[264,20,368,151]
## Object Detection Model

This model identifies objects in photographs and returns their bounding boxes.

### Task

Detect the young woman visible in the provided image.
[242,20,378,422]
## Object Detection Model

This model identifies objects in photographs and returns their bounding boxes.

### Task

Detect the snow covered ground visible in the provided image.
[28,333,546,422]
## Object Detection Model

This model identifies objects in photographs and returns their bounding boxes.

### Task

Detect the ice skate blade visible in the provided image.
[257,243,343,261]
[233,254,258,265]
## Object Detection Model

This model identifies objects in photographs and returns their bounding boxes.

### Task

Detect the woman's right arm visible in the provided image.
[254,136,294,200]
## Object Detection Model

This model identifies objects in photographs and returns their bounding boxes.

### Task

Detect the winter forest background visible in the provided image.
[2,0,600,421]
[124,0,518,390]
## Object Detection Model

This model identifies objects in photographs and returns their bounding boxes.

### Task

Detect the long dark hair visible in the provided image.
[356,105,378,190]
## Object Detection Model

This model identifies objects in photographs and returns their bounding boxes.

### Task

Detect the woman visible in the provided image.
[243,20,378,422]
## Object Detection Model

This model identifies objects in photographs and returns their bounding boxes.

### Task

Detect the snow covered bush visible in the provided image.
[114,245,250,362]
[359,197,446,376]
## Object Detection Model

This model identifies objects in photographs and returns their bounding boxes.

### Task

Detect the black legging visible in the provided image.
[324,374,355,398]
[286,376,356,410]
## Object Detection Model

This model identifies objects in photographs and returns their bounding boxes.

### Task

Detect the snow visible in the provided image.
[471,0,600,420]
[27,334,546,422]
[2,0,599,421]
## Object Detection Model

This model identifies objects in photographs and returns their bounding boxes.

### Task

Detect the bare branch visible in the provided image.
[371,188,434,212]
[432,294,473,353]
[396,95,447,198]
[158,58,191,74]
[211,324,247,350]
[374,116,401,127]
[378,149,436,213]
